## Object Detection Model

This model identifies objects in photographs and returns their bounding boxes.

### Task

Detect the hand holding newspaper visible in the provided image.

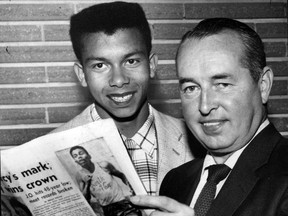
[1,119,151,216]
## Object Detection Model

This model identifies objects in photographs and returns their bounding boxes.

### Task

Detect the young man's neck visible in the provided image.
[96,102,150,138]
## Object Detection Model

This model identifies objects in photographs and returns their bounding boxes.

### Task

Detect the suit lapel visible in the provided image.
[208,156,258,216]
[207,124,281,216]
[153,108,185,189]
[162,158,204,205]
[152,107,192,189]
[183,160,203,205]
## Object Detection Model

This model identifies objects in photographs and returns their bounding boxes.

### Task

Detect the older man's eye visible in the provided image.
[182,86,197,93]
[217,83,232,89]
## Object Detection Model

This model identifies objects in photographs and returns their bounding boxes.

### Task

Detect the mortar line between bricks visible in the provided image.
[0,122,288,132]
[268,114,288,117]
[1,119,288,131]
[0,19,286,25]
[0,146,13,150]
[0,123,61,129]
[0,83,79,88]
[149,18,287,24]
[150,80,178,84]
[0,80,180,87]
[0,41,71,46]
[0,62,74,67]
[274,77,288,80]
[0,102,89,109]
[267,57,288,61]
[0,58,285,66]
[45,107,50,124]
[269,95,288,99]
[0,21,69,25]
[150,99,181,104]
[0,0,286,4]
[0,38,286,46]
[0,78,285,87]
[0,60,176,67]
[0,102,288,113]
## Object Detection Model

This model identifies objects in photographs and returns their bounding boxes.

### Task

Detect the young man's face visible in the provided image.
[177,32,271,160]
[75,28,157,119]
[71,148,91,167]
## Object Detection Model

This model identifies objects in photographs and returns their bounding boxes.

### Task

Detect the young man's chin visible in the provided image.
[110,110,138,121]
[96,99,148,121]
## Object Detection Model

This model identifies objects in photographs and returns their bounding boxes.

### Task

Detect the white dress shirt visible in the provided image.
[190,119,269,208]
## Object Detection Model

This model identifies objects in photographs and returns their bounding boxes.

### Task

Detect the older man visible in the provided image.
[130,18,288,216]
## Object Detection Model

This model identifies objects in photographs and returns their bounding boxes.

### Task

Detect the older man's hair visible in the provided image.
[177,18,266,82]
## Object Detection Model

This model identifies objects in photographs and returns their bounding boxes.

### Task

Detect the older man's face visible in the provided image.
[177,32,268,160]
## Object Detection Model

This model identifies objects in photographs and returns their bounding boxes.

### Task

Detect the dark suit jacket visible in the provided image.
[160,124,288,216]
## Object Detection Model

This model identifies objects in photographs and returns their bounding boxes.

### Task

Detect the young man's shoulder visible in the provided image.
[50,104,94,134]
[51,104,188,135]
[152,107,186,127]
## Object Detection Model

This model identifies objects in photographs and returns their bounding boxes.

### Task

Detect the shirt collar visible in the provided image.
[121,105,156,157]
[202,119,270,172]
[90,103,101,121]
[90,103,156,157]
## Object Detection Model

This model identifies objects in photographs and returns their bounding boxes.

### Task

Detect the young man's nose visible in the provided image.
[109,66,130,87]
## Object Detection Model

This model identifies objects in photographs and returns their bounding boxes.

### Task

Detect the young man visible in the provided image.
[130,18,288,216]
[52,1,194,196]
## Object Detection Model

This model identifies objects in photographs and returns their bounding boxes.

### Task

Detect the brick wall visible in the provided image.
[0,0,287,148]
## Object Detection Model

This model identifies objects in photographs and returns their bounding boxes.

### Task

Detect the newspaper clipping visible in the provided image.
[1,119,147,216]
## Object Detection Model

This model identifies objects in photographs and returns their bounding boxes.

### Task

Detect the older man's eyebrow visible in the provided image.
[179,73,233,84]
[179,77,195,84]
[211,73,233,80]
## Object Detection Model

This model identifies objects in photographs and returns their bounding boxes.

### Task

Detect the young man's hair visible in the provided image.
[177,18,266,82]
[70,1,152,64]
[69,145,89,157]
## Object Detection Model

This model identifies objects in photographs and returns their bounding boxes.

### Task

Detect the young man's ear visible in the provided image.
[74,62,87,87]
[149,53,158,79]
[259,66,274,104]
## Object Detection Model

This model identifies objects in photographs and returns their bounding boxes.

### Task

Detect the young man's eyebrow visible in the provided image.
[124,50,146,59]
[85,57,106,64]
[84,51,146,64]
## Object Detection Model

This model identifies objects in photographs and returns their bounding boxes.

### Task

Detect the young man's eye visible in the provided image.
[126,59,139,65]
[93,63,104,69]
[90,62,109,72]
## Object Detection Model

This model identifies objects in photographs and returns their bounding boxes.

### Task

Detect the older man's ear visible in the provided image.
[259,66,273,105]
